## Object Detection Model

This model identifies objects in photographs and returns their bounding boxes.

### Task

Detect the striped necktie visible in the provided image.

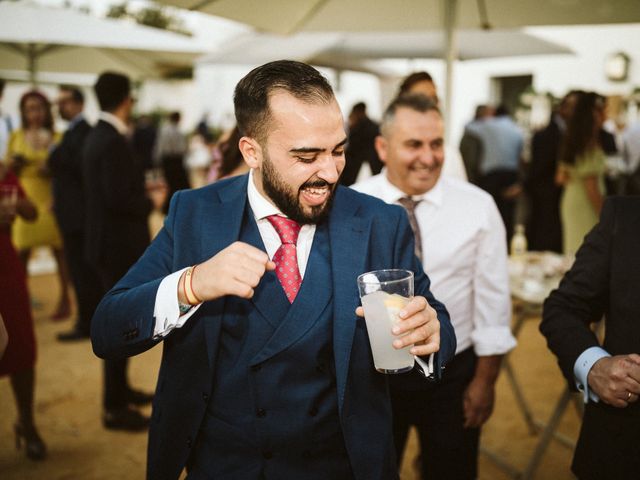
[397,196,423,262]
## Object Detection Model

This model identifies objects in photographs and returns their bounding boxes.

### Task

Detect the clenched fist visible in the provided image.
[179,242,276,304]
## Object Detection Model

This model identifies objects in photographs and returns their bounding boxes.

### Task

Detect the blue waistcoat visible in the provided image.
[188,209,352,479]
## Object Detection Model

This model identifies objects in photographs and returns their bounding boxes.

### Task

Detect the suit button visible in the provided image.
[186,437,192,448]
[256,408,266,418]
[202,392,209,402]
[262,451,273,460]
[308,406,318,417]
[251,364,261,372]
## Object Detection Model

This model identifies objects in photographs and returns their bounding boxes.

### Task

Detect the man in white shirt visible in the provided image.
[90,60,455,480]
[621,121,640,194]
[353,94,515,479]
[154,111,190,213]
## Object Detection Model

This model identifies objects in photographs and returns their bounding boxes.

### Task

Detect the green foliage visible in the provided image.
[106,3,128,20]
[105,2,191,36]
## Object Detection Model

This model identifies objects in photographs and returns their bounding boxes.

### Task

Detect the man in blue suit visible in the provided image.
[91,60,455,480]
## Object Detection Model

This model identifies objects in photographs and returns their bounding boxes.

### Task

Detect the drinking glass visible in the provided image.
[357,269,415,374]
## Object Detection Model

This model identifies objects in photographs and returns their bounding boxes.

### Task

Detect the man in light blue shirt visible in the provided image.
[466,105,523,241]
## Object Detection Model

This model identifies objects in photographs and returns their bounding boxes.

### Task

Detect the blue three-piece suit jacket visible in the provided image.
[91,174,455,480]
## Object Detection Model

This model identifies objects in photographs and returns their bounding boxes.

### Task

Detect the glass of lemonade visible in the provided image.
[357,269,415,374]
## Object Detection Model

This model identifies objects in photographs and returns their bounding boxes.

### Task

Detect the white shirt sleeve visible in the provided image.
[470,200,517,356]
[415,353,434,377]
[153,267,202,339]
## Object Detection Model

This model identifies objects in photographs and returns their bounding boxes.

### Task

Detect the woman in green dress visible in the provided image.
[557,92,607,255]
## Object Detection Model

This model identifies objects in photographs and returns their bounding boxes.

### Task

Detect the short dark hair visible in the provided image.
[60,84,84,104]
[169,111,181,123]
[94,71,130,112]
[495,104,510,117]
[233,60,334,144]
[398,71,434,96]
[380,94,441,137]
[351,102,367,114]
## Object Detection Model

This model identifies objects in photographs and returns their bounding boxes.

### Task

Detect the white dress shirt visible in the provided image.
[152,170,316,337]
[98,111,128,136]
[622,122,640,174]
[353,172,516,356]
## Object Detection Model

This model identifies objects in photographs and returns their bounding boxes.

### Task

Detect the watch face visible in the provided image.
[605,52,629,82]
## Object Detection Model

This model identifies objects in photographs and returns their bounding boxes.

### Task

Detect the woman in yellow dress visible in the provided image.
[556,91,607,256]
[7,91,71,320]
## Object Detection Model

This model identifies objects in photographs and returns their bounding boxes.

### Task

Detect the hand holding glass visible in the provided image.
[357,269,415,374]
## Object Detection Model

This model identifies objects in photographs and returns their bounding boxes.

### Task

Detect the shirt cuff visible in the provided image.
[414,354,434,378]
[574,346,611,403]
[153,267,202,338]
[471,325,517,356]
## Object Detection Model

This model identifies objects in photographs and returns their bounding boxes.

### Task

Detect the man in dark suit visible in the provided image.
[541,196,640,480]
[525,91,578,253]
[90,60,455,480]
[340,102,382,186]
[49,85,103,341]
[83,72,153,431]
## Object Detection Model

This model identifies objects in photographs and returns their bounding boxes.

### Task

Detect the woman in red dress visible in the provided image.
[0,163,45,460]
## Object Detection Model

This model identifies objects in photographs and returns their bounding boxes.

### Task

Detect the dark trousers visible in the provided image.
[96,263,132,411]
[161,154,190,214]
[391,348,479,480]
[62,230,103,335]
[479,169,519,242]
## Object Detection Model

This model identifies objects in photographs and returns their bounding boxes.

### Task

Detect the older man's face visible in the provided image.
[376,107,445,196]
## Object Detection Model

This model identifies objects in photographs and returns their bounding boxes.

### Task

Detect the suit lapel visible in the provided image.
[199,176,248,261]
[251,222,332,366]
[242,207,290,329]
[329,188,371,414]
[199,175,249,367]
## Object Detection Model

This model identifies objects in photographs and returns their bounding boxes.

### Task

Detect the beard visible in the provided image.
[261,150,337,225]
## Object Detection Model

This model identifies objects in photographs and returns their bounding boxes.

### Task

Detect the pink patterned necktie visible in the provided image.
[267,215,302,303]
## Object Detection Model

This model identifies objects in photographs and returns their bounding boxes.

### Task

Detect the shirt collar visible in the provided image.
[247,169,285,220]
[69,113,84,129]
[381,168,444,208]
[99,111,128,136]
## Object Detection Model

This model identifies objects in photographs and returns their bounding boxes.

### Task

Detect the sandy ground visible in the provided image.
[1,250,580,479]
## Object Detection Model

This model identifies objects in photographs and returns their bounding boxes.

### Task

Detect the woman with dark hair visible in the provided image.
[0,162,46,460]
[6,90,71,320]
[217,126,249,179]
[397,71,438,102]
[556,91,607,255]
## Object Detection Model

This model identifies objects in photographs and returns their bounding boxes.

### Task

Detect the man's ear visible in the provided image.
[374,135,388,165]
[239,136,262,169]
